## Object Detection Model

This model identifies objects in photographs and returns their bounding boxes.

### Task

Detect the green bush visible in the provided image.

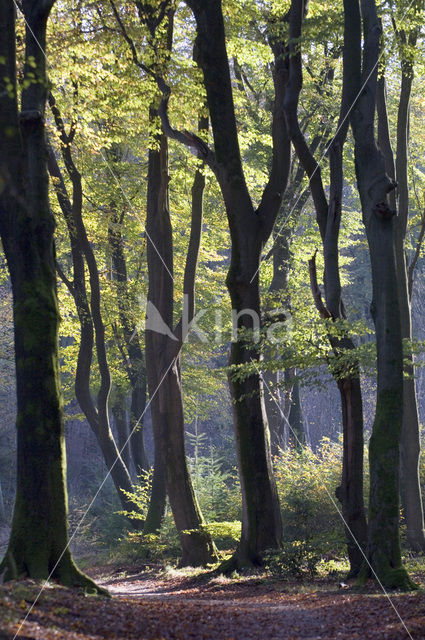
[274,438,355,556]
[264,541,321,579]
[188,453,242,523]
[201,520,241,550]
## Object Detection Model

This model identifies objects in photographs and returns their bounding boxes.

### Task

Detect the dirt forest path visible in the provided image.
[99,570,425,640]
[1,568,425,639]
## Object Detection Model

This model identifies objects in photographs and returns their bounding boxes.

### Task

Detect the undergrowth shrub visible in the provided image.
[264,541,321,579]
[274,438,360,559]
[119,455,242,555]
[189,454,241,523]
[71,435,378,568]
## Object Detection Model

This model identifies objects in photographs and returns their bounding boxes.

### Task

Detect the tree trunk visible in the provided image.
[288,372,305,450]
[394,66,425,552]
[0,0,99,590]
[143,393,166,535]
[47,143,139,524]
[184,0,291,567]
[144,108,216,565]
[396,220,425,552]
[348,0,415,588]
[284,0,367,577]
[111,392,132,473]
[336,370,366,577]
[265,231,291,456]
[107,201,149,476]
[129,383,150,476]
[227,247,283,563]
[376,66,425,551]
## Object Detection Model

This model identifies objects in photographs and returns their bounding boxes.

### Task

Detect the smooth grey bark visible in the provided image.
[347,0,415,589]
[283,0,367,577]
[0,0,99,590]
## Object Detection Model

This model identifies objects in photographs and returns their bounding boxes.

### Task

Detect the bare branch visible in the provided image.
[308,251,331,319]
[56,262,75,296]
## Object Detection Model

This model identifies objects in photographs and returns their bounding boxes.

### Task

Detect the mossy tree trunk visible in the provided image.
[377,53,425,552]
[0,0,99,591]
[347,0,415,589]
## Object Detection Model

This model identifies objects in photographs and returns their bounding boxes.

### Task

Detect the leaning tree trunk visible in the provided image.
[144,109,216,565]
[348,0,415,589]
[47,141,139,523]
[0,0,99,590]
[107,203,149,476]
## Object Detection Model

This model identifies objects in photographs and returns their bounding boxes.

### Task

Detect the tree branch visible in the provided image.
[174,114,208,346]
[308,251,331,319]
[109,0,218,172]
[283,0,329,237]
[408,204,425,298]
[256,33,291,241]
[56,261,75,296]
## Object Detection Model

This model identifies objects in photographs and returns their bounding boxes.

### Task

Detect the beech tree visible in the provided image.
[282,0,367,577]
[0,0,98,589]
[47,111,141,524]
[156,0,292,566]
[376,1,425,552]
[347,0,415,589]
[109,1,218,564]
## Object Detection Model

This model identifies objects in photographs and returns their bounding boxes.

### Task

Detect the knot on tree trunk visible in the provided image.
[19,109,44,128]
[373,201,395,221]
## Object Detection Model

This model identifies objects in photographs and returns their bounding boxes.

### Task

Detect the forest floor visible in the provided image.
[0,560,425,639]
